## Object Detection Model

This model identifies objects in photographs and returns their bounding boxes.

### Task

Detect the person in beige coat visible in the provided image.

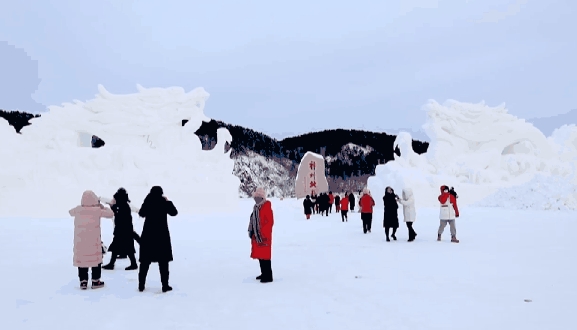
[398,188,417,242]
[69,190,114,290]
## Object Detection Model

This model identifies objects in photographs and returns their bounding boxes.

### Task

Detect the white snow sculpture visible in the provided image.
[368,100,574,208]
[0,84,240,217]
[295,151,329,198]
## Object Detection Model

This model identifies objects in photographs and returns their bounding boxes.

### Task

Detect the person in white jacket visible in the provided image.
[398,188,417,242]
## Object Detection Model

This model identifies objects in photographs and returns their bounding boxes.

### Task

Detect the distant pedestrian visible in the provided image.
[348,192,356,212]
[383,187,399,242]
[398,188,417,242]
[335,194,341,212]
[303,195,313,220]
[328,192,334,213]
[438,185,460,243]
[340,195,349,222]
[359,189,375,234]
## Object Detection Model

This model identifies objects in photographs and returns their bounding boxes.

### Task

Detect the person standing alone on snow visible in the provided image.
[398,188,417,242]
[437,185,460,243]
[102,188,139,270]
[303,195,313,220]
[335,194,341,212]
[383,187,400,241]
[69,190,114,290]
[137,186,178,292]
[340,194,349,222]
[359,189,376,234]
[248,187,275,283]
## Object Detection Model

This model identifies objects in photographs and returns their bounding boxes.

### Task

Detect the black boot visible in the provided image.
[125,254,138,270]
[260,260,273,283]
[102,254,117,270]
[160,262,172,292]
[256,259,264,280]
[138,262,150,292]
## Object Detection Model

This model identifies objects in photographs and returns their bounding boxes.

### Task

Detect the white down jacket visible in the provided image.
[398,188,416,222]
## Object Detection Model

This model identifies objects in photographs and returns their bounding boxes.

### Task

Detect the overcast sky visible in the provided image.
[1,0,575,139]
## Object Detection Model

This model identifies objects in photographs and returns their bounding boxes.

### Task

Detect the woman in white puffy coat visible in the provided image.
[398,188,417,241]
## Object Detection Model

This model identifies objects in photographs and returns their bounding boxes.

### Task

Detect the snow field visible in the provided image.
[0,198,574,330]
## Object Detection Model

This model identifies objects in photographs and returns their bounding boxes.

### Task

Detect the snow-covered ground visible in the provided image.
[1,198,574,330]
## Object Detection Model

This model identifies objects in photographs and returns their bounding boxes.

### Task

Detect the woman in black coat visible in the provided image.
[103,188,138,270]
[137,186,178,293]
[383,186,400,242]
[303,195,313,219]
[348,192,356,212]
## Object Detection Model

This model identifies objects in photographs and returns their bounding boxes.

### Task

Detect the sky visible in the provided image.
[1,0,576,140]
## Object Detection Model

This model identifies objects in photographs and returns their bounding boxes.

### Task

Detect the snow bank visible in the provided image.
[368,100,577,208]
[0,84,240,217]
[475,174,577,210]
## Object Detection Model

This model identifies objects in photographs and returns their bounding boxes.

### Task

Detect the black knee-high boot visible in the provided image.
[159,262,172,292]
[138,262,150,291]
[261,260,273,283]
[103,254,117,270]
[256,259,264,280]
[385,227,390,241]
[125,254,138,270]
[392,227,397,240]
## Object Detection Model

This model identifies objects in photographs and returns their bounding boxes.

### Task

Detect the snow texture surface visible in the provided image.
[1,199,574,330]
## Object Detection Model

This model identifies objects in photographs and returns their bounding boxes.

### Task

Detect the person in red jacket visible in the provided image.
[340,195,349,222]
[248,187,275,282]
[359,188,376,234]
[328,192,335,213]
[437,185,460,243]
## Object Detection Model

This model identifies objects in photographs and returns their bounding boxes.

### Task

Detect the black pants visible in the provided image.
[361,213,373,233]
[258,259,273,281]
[329,204,333,213]
[78,264,102,281]
[341,210,348,222]
[406,222,417,240]
[324,207,329,216]
[385,227,397,239]
[139,261,169,287]
[108,253,137,266]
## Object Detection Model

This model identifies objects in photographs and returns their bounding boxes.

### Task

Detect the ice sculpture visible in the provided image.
[368,100,576,207]
[0,84,240,217]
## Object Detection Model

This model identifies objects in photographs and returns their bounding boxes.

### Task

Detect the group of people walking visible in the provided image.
[302,185,461,243]
[70,186,178,292]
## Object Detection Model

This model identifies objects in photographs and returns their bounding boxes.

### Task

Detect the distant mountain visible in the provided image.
[1,109,429,197]
[527,109,577,137]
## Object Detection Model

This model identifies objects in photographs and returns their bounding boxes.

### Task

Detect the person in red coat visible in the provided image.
[359,188,376,234]
[248,187,275,283]
[328,192,335,213]
[340,195,349,222]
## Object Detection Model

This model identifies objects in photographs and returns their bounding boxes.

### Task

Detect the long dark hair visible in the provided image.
[139,186,165,218]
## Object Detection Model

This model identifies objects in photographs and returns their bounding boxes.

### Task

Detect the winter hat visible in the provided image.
[252,187,267,199]
[363,188,370,195]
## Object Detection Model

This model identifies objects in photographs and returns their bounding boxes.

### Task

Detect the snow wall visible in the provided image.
[367,100,577,209]
[0,84,241,217]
